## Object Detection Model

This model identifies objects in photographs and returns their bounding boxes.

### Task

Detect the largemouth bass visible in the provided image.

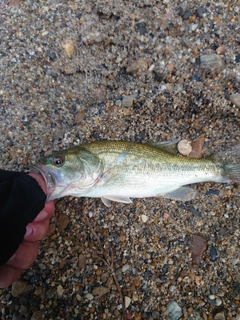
[31,141,240,207]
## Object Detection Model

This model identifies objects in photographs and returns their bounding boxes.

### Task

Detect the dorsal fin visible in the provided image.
[145,139,180,155]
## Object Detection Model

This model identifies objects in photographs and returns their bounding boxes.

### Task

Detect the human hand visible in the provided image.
[0,174,55,288]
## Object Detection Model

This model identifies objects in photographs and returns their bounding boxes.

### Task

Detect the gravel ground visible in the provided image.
[0,0,240,319]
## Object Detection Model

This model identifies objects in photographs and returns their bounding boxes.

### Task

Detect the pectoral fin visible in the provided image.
[162,186,197,201]
[101,196,132,207]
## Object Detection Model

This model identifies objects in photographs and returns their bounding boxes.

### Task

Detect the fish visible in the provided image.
[31,140,240,207]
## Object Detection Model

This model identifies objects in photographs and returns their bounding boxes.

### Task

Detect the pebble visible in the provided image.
[210,245,218,262]
[85,293,94,300]
[214,312,225,320]
[11,280,27,297]
[229,93,240,107]
[179,1,189,17]
[57,214,70,232]
[126,58,148,75]
[140,214,149,222]
[122,264,131,273]
[122,95,136,108]
[62,41,75,58]
[57,285,64,297]
[124,296,131,308]
[196,5,205,17]
[200,54,225,73]
[30,310,45,320]
[92,286,109,296]
[177,140,192,156]
[74,111,86,124]
[216,46,225,55]
[78,254,87,269]
[163,301,183,320]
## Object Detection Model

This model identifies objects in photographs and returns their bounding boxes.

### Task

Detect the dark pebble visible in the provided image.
[153,70,165,82]
[135,22,147,35]
[209,20,215,29]
[207,297,217,306]
[162,264,169,274]
[182,10,191,20]
[160,236,167,243]
[188,206,201,217]
[210,245,218,262]
[206,189,219,196]
[192,72,202,82]
[152,311,160,319]
[196,5,205,18]
[235,54,240,63]
[144,270,152,280]
[46,51,57,60]
[210,286,219,295]
[30,274,42,284]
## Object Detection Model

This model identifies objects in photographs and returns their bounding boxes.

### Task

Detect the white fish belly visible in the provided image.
[84,168,222,199]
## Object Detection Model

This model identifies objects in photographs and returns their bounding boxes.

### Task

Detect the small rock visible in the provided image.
[19,305,28,315]
[210,286,219,295]
[78,254,86,269]
[57,285,64,297]
[34,287,43,296]
[126,58,148,75]
[229,93,240,107]
[140,214,149,222]
[57,214,69,232]
[124,296,131,308]
[182,10,191,20]
[214,312,225,320]
[30,310,45,320]
[179,1,188,17]
[122,264,130,273]
[210,245,218,262]
[135,22,147,35]
[189,137,205,158]
[235,54,240,63]
[163,301,183,320]
[92,286,109,296]
[74,111,86,125]
[82,32,103,44]
[46,288,56,299]
[122,95,136,107]
[190,234,208,265]
[200,54,225,74]
[85,293,94,300]
[46,223,55,237]
[178,140,192,156]
[11,280,28,297]
[9,0,20,5]
[216,46,225,55]
[62,41,75,58]
[196,5,205,17]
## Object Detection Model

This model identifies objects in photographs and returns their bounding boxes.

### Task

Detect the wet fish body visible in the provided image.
[32,141,240,206]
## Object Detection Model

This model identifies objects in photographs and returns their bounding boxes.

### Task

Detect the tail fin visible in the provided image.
[214,144,240,183]
[224,164,240,182]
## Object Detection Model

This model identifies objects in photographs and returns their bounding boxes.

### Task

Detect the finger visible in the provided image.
[6,241,39,269]
[34,200,55,222]
[0,265,23,288]
[24,219,50,241]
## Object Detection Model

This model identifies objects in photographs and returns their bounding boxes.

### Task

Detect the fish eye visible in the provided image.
[53,156,65,167]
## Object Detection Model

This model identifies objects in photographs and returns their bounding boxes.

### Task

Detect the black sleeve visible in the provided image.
[0,170,46,265]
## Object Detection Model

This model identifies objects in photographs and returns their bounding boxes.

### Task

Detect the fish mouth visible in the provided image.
[30,164,57,200]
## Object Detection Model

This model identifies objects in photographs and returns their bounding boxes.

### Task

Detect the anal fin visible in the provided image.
[162,186,197,201]
[101,196,132,207]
